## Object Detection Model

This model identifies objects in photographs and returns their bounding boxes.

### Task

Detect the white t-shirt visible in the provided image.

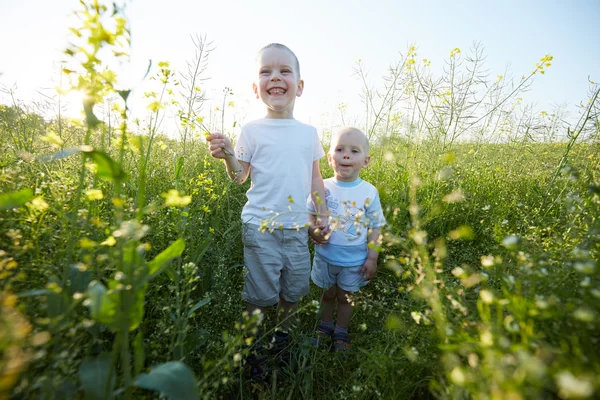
[307,178,386,266]
[235,118,324,228]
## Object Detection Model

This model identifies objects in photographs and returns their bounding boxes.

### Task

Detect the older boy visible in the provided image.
[307,127,386,352]
[206,44,328,353]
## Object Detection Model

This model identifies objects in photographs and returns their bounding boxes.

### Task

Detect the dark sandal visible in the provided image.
[311,323,334,347]
[331,331,351,353]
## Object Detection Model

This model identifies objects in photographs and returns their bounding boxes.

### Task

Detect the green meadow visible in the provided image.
[1,2,599,399]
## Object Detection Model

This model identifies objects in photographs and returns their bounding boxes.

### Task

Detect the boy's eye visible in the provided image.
[352,149,360,153]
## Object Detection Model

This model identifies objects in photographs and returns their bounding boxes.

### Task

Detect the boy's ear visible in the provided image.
[363,155,371,168]
[296,79,304,97]
[327,152,333,166]
[252,82,259,99]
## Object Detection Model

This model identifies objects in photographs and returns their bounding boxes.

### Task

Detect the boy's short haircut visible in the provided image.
[256,43,301,79]
[329,126,370,154]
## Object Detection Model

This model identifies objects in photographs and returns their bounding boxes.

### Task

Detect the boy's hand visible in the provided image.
[308,222,330,245]
[206,133,235,159]
[360,257,377,281]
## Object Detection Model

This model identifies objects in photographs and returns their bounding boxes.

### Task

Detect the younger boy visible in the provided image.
[307,127,386,352]
[206,44,328,349]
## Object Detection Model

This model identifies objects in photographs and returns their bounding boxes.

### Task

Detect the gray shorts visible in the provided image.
[241,223,310,307]
[311,253,369,293]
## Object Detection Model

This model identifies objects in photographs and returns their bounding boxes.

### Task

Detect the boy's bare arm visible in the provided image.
[310,160,328,223]
[361,228,382,280]
[307,213,320,242]
[205,133,250,184]
[310,160,330,243]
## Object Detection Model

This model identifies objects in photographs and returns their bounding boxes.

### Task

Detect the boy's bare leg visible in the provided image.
[246,302,269,317]
[335,288,353,329]
[276,298,298,332]
[320,285,337,323]
[246,303,269,338]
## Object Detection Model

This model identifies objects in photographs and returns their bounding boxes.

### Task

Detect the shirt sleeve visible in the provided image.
[306,195,315,213]
[235,127,252,163]
[313,128,325,161]
[366,190,386,228]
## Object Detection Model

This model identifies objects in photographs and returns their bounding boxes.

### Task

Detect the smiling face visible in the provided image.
[328,127,371,182]
[252,46,304,119]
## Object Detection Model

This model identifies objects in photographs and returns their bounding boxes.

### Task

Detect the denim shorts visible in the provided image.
[311,253,369,293]
[241,223,310,307]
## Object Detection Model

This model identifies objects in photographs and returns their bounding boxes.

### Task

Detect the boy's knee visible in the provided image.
[337,290,350,305]
[322,287,337,301]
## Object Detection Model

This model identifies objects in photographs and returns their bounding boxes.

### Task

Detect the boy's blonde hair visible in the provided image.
[330,127,370,154]
[256,43,301,79]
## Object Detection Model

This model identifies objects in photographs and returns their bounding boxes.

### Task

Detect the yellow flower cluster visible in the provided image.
[533,54,553,75]
[162,189,192,207]
[406,46,417,70]
[449,48,461,58]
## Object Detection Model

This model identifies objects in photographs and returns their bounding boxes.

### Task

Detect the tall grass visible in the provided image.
[1,1,599,399]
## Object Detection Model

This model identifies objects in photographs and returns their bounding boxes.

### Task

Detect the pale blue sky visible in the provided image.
[1,0,599,132]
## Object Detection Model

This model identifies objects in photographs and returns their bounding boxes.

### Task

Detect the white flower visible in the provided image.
[555,371,593,398]
[480,290,494,304]
[502,235,519,250]
[480,255,494,268]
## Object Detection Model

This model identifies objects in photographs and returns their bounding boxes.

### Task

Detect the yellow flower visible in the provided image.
[163,189,192,207]
[85,189,104,201]
[101,236,116,246]
[28,197,49,212]
[79,238,97,248]
[40,131,64,147]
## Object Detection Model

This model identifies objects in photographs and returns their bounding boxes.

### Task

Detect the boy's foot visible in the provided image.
[311,323,334,348]
[269,331,293,368]
[332,338,351,352]
[331,332,351,353]
[268,331,290,353]
[243,341,270,382]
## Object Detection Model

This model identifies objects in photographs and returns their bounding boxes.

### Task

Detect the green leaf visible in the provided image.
[87,282,117,327]
[187,297,211,317]
[83,99,101,129]
[128,286,146,331]
[164,266,176,281]
[0,188,33,210]
[88,277,146,332]
[37,146,127,182]
[83,149,127,182]
[142,59,153,80]
[117,89,131,103]
[133,330,145,376]
[79,353,115,400]
[134,362,198,400]
[17,289,53,297]
[148,239,185,278]
[47,290,69,319]
[184,329,208,354]
[68,264,92,293]
[174,156,184,183]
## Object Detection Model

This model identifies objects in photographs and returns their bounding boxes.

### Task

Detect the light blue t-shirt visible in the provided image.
[307,177,386,266]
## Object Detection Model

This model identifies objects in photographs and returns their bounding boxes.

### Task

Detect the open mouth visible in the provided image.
[268,88,286,95]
